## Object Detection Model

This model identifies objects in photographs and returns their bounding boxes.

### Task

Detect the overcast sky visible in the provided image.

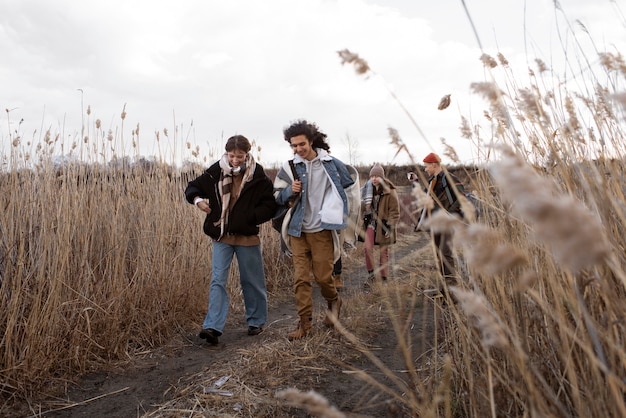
[1,0,625,168]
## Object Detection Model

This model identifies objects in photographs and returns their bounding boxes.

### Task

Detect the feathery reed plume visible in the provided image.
[275,388,345,418]
[451,288,509,349]
[387,126,412,162]
[564,95,581,133]
[457,224,528,276]
[337,49,371,75]
[411,181,434,211]
[517,88,549,124]
[337,49,435,154]
[471,81,509,122]
[471,82,501,103]
[497,52,509,66]
[598,51,626,77]
[423,210,464,235]
[490,146,611,272]
[438,94,451,110]
[441,138,459,163]
[535,58,548,73]
[480,53,498,68]
[460,116,473,139]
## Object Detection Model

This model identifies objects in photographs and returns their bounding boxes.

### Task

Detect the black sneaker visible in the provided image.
[199,328,220,344]
[247,326,263,336]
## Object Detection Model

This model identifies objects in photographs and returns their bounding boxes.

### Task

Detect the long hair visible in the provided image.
[283,119,330,151]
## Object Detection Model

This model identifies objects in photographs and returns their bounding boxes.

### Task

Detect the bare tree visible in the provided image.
[342,132,361,166]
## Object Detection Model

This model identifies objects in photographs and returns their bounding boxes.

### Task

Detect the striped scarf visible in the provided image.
[215,152,256,238]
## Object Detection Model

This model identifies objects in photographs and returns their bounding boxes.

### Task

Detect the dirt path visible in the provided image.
[36,233,435,418]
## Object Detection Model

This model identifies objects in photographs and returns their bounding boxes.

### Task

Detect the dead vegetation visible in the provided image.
[2,2,626,417]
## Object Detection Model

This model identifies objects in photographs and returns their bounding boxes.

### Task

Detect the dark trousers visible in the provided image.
[333,257,342,276]
[433,232,457,286]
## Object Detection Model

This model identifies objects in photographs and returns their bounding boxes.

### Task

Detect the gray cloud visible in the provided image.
[1,0,624,167]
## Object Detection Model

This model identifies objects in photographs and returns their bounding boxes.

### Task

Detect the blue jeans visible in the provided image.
[203,241,268,333]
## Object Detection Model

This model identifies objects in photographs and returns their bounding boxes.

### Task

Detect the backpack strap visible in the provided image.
[441,175,456,207]
[287,159,301,207]
[288,159,299,182]
[442,174,464,215]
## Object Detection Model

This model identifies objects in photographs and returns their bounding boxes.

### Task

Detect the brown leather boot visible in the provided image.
[323,295,342,327]
[288,316,312,340]
[333,274,344,291]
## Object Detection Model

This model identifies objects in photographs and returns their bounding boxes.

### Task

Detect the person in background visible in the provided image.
[361,163,400,287]
[185,135,277,345]
[273,119,354,340]
[419,152,466,292]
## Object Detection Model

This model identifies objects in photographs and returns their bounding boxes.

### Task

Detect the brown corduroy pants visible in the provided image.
[290,230,339,319]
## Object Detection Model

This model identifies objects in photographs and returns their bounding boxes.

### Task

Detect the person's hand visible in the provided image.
[198,200,212,214]
[382,220,392,238]
[292,179,302,195]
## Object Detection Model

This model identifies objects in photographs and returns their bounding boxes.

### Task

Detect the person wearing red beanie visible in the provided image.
[418,153,466,300]
[422,152,441,164]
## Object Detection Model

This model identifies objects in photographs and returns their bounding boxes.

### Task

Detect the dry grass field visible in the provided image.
[3,5,626,417]
[35,230,439,418]
[2,142,626,417]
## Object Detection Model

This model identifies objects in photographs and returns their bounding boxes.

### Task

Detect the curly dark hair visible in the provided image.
[224,135,251,153]
[283,119,330,151]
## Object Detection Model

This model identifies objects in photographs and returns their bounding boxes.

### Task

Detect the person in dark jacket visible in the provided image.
[185,135,277,344]
[418,152,466,288]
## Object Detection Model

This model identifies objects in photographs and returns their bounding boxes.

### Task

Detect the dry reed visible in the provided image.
[3,2,626,416]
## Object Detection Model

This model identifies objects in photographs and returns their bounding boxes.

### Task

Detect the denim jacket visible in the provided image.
[274,149,354,238]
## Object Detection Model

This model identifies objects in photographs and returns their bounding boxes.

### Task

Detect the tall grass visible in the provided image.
[3,4,626,417]
[333,8,626,418]
[0,147,294,408]
[0,162,196,392]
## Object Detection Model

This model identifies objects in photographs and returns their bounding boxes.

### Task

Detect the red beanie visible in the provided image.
[423,153,441,163]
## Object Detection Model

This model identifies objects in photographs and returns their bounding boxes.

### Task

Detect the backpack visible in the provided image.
[461,191,482,219]
[441,175,481,220]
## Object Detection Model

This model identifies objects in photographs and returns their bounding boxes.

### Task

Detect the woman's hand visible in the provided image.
[382,220,392,238]
[198,200,212,214]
